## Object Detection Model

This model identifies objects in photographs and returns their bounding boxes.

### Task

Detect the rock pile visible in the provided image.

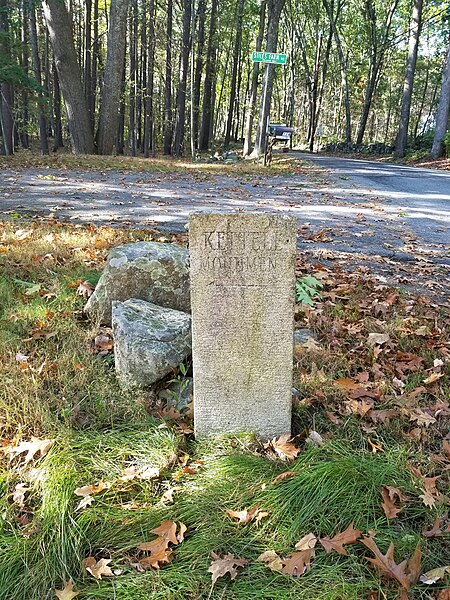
[85,241,192,390]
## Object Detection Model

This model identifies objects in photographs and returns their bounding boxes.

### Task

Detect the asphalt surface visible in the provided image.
[0,152,449,277]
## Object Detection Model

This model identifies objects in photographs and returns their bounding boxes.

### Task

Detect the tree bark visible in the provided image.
[224,0,245,148]
[252,0,286,158]
[0,0,14,155]
[243,0,266,156]
[192,0,206,149]
[97,0,129,154]
[172,0,191,155]
[52,61,64,150]
[431,39,450,158]
[199,0,218,151]
[163,0,173,154]
[143,0,155,157]
[42,0,94,153]
[394,0,422,157]
[29,0,49,154]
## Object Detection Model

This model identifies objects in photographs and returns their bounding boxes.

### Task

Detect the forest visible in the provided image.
[0,0,450,160]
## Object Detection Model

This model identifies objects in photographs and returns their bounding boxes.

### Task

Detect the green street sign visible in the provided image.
[251,51,287,65]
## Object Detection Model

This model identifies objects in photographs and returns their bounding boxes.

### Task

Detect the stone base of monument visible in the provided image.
[112,299,191,388]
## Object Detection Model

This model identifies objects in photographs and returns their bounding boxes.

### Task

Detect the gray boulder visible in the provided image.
[85,242,190,324]
[112,299,192,387]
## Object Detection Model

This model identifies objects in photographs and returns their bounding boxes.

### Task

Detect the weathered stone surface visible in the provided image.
[189,213,297,439]
[112,299,191,387]
[85,242,190,324]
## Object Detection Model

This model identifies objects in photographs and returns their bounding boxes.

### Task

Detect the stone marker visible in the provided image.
[189,213,297,439]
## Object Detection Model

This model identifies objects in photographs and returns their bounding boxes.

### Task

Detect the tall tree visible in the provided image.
[97,0,129,154]
[243,0,266,156]
[224,0,245,147]
[356,0,399,145]
[172,0,191,155]
[252,0,286,158]
[29,0,49,154]
[192,0,206,149]
[42,0,95,153]
[394,0,423,157]
[143,0,155,157]
[199,0,218,151]
[431,39,450,158]
[163,0,173,154]
[0,0,14,155]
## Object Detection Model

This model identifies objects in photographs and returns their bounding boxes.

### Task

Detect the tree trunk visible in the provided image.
[42,0,94,153]
[199,0,218,151]
[192,0,206,149]
[0,0,14,155]
[172,0,191,156]
[53,61,64,150]
[431,39,450,158]
[29,0,49,154]
[163,0,173,154]
[20,0,29,149]
[143,0,155,157]
[97,0,129,154]
[243,0,266,156]
[129,0,137,156]
[394,0,422,157]
[252,0,286,158]
[91,0,98,126]
[224,0,245,148]
[323,0,350,142]
[84,0,93,126]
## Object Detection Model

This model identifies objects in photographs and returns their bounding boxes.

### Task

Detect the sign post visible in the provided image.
[251,51,287,165]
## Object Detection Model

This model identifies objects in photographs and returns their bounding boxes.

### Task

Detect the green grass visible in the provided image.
[0,219,449,599]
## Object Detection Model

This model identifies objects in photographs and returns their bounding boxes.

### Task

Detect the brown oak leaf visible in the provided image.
[54,580,79,600]
[272,471,297,485]
[362,537,421,590]
[381,486,407,519]
[422,517,443,538]
[265,434,300,460]
[76,280,95,298]
[282,549,314,577]
[82,557,114,579]
[208,552,248,584]
[319,522,362,555]
[226,504,268,525]
[257,550,284,573]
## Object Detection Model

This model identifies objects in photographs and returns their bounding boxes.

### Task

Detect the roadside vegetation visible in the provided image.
[0,219,448,600]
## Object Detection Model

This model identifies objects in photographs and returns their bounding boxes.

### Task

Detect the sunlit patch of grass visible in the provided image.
[0,150,303,176]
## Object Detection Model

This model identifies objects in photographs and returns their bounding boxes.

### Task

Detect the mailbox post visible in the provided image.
[265,124,294,165]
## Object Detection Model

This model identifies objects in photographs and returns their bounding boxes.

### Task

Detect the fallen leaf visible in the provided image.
[419,565,450,585]
[362,537,421,589]
[55,580,79,600]
[282,549,314,577]
[7,437,54,463]
[368,438,383,453]
[423,372,444,385]
[75,495,94,511]
[257,550,283,573]
[443,439,450,459]
[272,471,297,485]
[408,409,437,427]
[82,557,114,579]
[94,334,113,351]
[266,433,300,460]
[77,280,95,298]
[381,486,407,519]
[74,481,109,497]
[226,504,268,525]
[422,518,443,538]
[208,552,248,584]
[12,483,29,508]
[295,533,317,551]
[319,523,362,555]
[437,590,450,600]
[367,333,390,346]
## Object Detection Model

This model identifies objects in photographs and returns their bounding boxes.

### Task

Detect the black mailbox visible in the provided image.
[267,123,294,140]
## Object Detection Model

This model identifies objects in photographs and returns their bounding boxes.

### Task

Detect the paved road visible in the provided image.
[301,152,450,255]
[0,153,449,279]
